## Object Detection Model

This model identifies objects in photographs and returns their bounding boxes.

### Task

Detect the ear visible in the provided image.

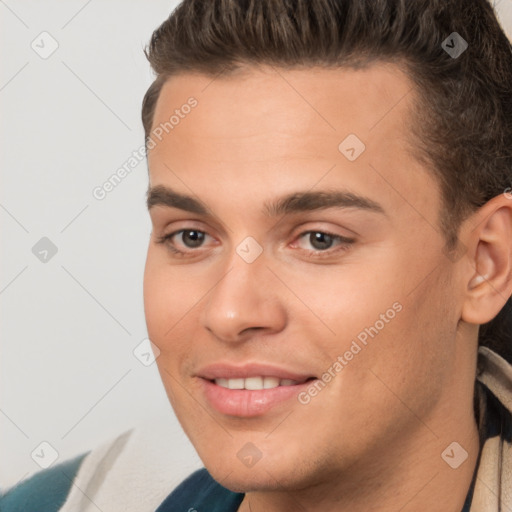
[461,193,512,325]
[461,192,512,325]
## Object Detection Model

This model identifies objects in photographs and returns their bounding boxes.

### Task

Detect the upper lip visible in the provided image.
[196,362,316,382]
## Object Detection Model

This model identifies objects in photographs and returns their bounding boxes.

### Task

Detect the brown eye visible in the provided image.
[307,232,335,251]
[179,230,206,248]
[155,229,212,256]
[295,231,354,255]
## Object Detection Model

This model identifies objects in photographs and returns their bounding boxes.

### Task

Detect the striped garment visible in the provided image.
[1,346,511,511]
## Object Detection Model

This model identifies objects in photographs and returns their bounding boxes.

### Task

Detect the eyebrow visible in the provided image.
[146,184,386,217]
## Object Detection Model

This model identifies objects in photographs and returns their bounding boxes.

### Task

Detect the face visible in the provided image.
[143,64,464,492]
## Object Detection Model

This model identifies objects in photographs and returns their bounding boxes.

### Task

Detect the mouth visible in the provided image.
[196,364,318,417]
[212,375,313,390]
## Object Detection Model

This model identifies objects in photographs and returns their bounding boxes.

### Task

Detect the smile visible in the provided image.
[213,376,308,390]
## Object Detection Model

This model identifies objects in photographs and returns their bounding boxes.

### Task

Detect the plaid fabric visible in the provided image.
[469,348,512,510]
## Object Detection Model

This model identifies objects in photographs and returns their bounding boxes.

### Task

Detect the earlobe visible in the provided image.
[461,195,512,325]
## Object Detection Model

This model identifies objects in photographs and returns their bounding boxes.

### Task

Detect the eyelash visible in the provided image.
[155,229,355,259]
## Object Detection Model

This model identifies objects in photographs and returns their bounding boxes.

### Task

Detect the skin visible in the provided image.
[143,63,512,512]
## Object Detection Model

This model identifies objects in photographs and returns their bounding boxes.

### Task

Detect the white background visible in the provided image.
[1,0,511,491]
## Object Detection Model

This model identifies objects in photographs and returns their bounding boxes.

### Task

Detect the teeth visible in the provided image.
[245,376,263,390]
[214,376,299,390]
[215,378,229,388]
[263,377,280,389]
[228,378,244,390]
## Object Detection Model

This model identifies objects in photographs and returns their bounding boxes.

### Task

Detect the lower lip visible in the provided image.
[199,378,316,417]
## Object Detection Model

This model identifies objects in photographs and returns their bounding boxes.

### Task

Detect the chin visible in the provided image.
[208,466,296,493]
[202,451,322,494]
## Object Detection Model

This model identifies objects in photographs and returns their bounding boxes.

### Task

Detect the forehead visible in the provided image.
[148,62,418,166]
[151,62,414,140]
[147,63,439,222]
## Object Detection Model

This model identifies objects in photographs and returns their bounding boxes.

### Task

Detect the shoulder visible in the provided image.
[0,451,89,512]
[0,420,215,512]
[0,427,134,512]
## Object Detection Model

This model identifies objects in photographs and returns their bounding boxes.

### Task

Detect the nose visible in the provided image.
[200,251,287,344]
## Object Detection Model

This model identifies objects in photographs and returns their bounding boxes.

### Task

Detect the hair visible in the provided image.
[141,0,512,361]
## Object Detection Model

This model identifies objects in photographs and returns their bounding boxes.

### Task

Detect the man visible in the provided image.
[2,0,512,510]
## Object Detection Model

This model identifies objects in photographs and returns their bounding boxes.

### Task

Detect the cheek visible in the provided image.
[143,248,209,404]
[143,248,197,342]
[143,257,170,341]
[143,253,198,419]
[308,247,455,407]
[358,269,457,416]
[293,259,407,356]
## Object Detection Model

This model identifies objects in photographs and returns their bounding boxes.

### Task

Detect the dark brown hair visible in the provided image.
[141,0,512,360]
